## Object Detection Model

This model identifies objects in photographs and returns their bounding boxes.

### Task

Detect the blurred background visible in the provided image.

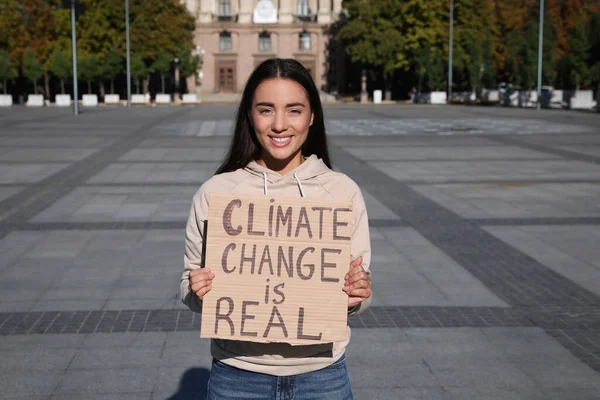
[0,0,599,108]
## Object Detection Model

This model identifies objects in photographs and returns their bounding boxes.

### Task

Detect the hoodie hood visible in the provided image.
[243,154,331,197]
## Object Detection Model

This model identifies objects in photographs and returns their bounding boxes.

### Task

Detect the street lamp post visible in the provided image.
[448,0,454,105]
[537,0,545,110]
[71,0,78,115]
[125,0,132,108]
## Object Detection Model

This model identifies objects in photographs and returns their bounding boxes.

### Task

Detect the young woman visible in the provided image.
[181,58,372,400]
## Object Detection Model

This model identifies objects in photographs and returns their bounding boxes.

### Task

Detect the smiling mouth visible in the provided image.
[270,136,292,143]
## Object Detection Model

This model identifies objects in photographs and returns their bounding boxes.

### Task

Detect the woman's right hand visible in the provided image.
[189,268,215,300]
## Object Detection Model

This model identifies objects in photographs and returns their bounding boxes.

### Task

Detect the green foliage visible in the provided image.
[180,51,202,79]
[78,53,101,94]
[0,50,18,81]
[0,49,18,94]
[22,47,44,93]
[78,0,126,58]
[152,52,172,75]
[152,51,172,94]
[48,48,71,80]
[48,48,71,94]
[130,0,195,63]
[131,54,148,94]
[0,0,25,59]
[102,48,123,81]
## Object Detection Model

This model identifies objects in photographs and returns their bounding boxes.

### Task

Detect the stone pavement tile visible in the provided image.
[0,186,25,202]
[152,363,212,397]
[0,300,36,312]
[87,163,214,184]
[70,346,164,369]
[361,190,401,221]
[346,329,438,388]
[516,361,600,389]
[369,261,428,285]
[371,282,450,306]
[346,145,555,161]
[485,226,600,297]
[120,147,226,162]
[0,232,45,270]
[428,361,537,389]
[379,227,507,307]
[29,231,92,258]
[0,348,78,371]
[540,388,600,400]
[557,145,600,157]
[55,367,159,394]
[0,136,116,148]
[31,299,108,312]
[51,394,151,400]
[49,266,123,289]
[412,183,600,219]
[31,186,198,223]
[0,370,62,397]
[0,333,85,350]
[0,164,70,184]
[372,160,600,183]
[482,327,578,360]
[348,361,439,389]
[353,387,451,400]
[81,332,167,348]
[103,298,180,311]
[0,147,98,162]
[40,288,110,301]
[445,387,546,400]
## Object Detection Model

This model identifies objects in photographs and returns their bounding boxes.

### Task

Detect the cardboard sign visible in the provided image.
[200,192,353,345]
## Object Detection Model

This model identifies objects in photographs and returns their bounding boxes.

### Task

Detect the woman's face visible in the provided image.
[250,78,314,174]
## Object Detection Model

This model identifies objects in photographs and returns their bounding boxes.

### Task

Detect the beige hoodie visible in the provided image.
[181,154,371,376]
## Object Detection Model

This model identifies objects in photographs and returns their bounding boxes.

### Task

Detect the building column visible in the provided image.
[279,0,294,24]
[332,0,342,18]
[185,0,199,18]
[198,0,213,23]
[238,0,254,24]
[317,0,331,24]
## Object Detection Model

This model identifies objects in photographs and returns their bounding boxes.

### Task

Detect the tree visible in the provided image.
[130,0,195,93]
[0,0,26,62]
[23,48,44,94]
[48,48,71,94]
[131,54,148,94]
[102,48,123,95]
[152,51,172,94]
[0,50,18,95]
[18,0,57,98]
[78,54,101,95]
[180,51,202,80]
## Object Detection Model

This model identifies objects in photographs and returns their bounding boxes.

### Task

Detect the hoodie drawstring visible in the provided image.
[262,172,268,195]
[293,173,305,198]
[262,172,306,198]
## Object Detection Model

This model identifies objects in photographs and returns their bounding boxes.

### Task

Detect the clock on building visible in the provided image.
[253,0,277,23]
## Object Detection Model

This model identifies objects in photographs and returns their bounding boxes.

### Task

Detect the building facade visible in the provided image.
[183,0,344,95]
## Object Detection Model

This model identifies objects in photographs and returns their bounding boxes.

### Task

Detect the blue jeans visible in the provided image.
[206,355,354,400]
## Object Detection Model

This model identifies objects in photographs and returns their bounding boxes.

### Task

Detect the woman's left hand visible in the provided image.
[343,256,372,308]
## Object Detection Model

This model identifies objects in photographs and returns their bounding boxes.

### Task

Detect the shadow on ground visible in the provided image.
[165,367,210,400]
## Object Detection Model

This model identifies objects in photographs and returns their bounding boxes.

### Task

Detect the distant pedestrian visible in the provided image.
[181,58,373,399]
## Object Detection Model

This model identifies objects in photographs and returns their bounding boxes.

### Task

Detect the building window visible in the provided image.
[219,32,232,51]
[259,32,271,52]
[299,32,311,51]
[219,0,231,16]
[297,0,309,15]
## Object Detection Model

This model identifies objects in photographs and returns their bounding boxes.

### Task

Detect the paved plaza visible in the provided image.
[0,104,599,399]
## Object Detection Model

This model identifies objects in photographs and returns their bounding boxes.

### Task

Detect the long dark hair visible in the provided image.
[215,58,332,174]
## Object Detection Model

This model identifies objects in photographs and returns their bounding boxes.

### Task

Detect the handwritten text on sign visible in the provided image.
[200,193,353,344]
